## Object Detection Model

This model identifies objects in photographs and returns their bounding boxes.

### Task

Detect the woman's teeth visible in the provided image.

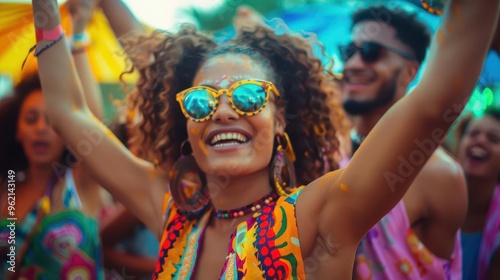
[470,146,488,160]
[213,141,242,147]
[210,132,248,146]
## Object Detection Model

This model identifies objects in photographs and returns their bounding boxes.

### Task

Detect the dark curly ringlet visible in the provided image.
[0,73,76,182]
[121,23,347,186]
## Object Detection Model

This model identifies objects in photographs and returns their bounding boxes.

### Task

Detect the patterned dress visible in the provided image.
[0,169,104,279]
[154,187,306,279]
[354,200,462,280]
[341,153,462,280]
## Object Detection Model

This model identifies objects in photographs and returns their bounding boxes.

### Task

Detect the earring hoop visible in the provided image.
[169,141,209,218]
[271,133,297,196]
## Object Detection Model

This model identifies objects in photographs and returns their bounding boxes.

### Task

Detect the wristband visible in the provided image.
[70,32,91,52]
[36,25,64,42]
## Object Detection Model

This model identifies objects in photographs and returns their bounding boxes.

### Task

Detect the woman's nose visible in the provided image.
[212,94,239,123]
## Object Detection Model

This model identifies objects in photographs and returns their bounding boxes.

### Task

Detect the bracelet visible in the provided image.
[36,25,64,42]
[71,47,86,55]
[73,32,89,41]
[34,33,65,57]
[70,32,90,53]
[21,28,65,69]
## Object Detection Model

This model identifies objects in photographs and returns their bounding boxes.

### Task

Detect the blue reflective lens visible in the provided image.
[183,90,215,119]
[232,84,266,113]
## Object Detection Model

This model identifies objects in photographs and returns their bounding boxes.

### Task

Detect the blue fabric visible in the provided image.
[114,225,159,280]
[121,224,159,258]
[461,231,483,280]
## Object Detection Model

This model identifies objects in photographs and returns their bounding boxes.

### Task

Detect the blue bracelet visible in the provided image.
[72,32,89,41]
[21,33,65,70]
[34,33,64,57]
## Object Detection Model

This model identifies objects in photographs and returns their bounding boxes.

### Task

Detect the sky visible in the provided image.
[121,0,217,30]
[0,0,224,30]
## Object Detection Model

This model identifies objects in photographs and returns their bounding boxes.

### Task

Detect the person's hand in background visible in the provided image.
[68,0,100,34]
[233,5,265,33]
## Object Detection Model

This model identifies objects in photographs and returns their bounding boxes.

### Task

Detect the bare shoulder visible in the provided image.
[413,147,467,219]
[417,147,466,193]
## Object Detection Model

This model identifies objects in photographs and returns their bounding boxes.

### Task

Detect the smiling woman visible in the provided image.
[30,0,500,279]
[457,107,500,280]
[0,75,65,179]
[0,74,104,279]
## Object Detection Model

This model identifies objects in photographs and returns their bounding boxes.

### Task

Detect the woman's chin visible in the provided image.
[202,160,264,178]
[464,168,489,178]
[28,155,59,167]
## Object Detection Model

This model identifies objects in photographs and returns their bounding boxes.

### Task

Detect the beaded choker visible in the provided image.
[214,191,279,219]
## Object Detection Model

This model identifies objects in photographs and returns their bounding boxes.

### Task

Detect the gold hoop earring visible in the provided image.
[168,141,209,218]
[270,133,297,196]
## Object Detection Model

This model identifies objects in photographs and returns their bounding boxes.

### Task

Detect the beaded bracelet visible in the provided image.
[70,32,90,53]
[34,33,65,57]
[21,28,65,69]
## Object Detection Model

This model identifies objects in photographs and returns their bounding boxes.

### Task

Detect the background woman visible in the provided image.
[457,107,500,280]
[0,0,105,278]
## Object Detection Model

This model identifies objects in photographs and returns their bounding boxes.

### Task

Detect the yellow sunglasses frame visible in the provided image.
[176,79,281,123]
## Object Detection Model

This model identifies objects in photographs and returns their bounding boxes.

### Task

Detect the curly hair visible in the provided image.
[121,24,347,186]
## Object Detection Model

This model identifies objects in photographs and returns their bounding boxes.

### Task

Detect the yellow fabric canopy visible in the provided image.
[0,3,138,84]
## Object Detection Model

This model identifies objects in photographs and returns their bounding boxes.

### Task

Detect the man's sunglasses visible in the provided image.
[176,79,280,123]
[338,41,417,63]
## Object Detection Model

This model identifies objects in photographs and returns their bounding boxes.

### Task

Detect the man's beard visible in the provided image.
[343,71,400,116]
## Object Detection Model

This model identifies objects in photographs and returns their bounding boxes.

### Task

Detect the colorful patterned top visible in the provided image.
[0,169,104,279]
[354,200,462,280]
[154,187,306,279]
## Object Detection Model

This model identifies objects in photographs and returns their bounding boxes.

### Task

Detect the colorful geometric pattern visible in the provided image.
[154,188,306,279]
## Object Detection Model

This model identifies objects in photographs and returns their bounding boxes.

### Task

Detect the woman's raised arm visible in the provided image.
[32,0,166,237]
[69,0,103,120]
[307,0,500,244]
[99,0,145,39]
